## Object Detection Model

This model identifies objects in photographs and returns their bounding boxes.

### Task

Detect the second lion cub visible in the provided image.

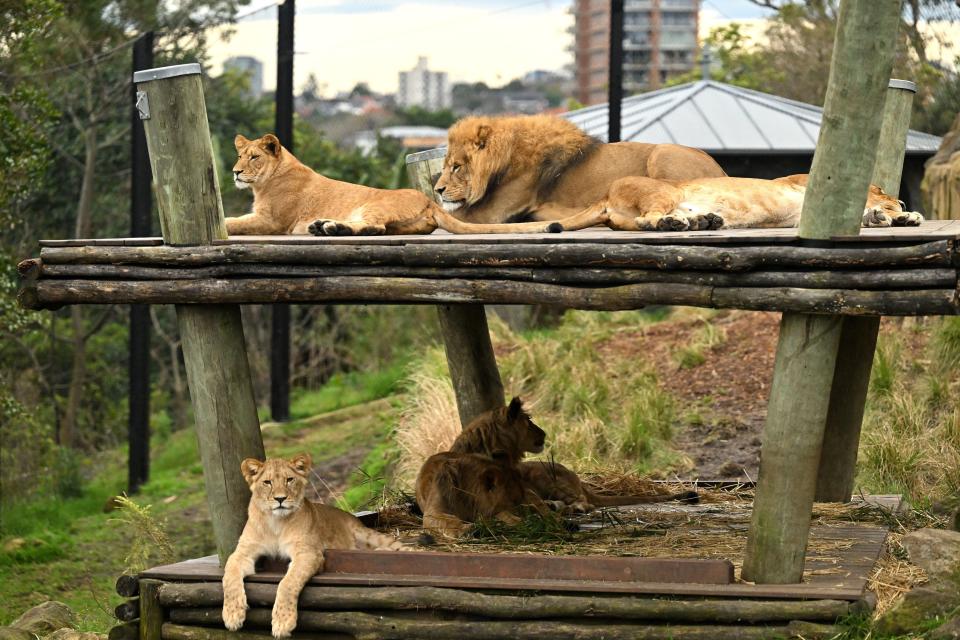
[222,453,408,638]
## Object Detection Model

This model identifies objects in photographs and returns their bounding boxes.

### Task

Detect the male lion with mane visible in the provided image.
[433,114,726,225]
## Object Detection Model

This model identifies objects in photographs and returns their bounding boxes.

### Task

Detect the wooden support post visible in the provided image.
[742,0,903,584]
[139,579,163,640]
[815,80,917,502]
[406,149,506,427]
[134,64,265,562]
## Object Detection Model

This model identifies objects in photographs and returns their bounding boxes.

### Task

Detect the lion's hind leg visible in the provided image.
[422,511,473,538]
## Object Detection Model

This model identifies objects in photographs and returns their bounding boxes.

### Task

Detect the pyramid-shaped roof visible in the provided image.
[563,80,941,155]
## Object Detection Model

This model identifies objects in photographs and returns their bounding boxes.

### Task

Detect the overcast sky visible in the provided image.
[205,0,771,96]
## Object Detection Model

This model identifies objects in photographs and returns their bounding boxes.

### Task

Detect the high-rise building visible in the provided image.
[397,57,452,111]
[224,56,264,97]
[574,0,700,105]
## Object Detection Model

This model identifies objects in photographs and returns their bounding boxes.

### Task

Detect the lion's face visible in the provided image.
[233,134,283,190]
[451,397,546,464]
[434,119,504,212]
[241,453,311,518]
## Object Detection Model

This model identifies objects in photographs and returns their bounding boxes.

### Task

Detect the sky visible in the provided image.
[204,0,771,96]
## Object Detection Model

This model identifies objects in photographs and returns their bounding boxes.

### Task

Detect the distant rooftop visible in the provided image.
[563,80,942,155]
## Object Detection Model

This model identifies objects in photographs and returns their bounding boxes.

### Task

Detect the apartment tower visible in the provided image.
[574,0,700,105]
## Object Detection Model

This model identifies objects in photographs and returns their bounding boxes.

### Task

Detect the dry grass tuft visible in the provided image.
[858,319,960,505]
[393,310,688,490]
[869,533,929,618]
[394,370,460,486]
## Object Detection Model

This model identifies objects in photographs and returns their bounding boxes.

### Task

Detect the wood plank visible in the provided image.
[36,220,960,249]
[140,524,886,600]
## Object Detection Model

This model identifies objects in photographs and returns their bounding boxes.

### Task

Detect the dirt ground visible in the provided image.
[603,310,781,480]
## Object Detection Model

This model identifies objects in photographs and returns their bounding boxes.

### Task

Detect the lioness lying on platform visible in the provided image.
[226,134,560,236]
[222,454,408,638]
[551,174,925,232]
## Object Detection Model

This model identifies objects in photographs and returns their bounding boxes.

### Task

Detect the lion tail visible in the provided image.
[546,201,610,231]
[430,203,564,235]
[584,488,699,507]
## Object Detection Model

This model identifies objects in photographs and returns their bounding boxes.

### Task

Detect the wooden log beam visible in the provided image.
[36,240,955,270]
[115,598,140,622]
[135,63,264,562]
[116,574,139,598]
[36,263,959,291]
[406,153,505,428]
[815,80,917,503]
[23,277,960,316]
[163,611,836,640]
[108,622,139,640]
[156,582,854,623]
[742,0,905,584]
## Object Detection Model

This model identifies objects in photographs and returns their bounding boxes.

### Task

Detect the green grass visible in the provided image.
[0,365,407,630]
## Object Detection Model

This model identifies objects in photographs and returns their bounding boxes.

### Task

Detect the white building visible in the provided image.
[224,56,264,97]
[397,57,452,110]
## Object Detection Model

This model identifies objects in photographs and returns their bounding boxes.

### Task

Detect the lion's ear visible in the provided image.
[474,124,492,150]
[261,134,281,156]
[506,396,524,421]
[234,134,249,151]
[241,458,263,483]
[289,453,312,475]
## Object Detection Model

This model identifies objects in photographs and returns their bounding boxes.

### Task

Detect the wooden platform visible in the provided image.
[18,222,960,316]
[139,524,885,601]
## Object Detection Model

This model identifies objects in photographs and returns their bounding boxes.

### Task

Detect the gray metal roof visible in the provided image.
[563,80,942,155]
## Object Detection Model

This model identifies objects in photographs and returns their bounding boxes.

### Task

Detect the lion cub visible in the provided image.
[221,453,406,638]
[416,398,550,537]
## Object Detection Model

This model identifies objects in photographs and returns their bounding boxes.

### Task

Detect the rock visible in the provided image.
[874,587,960,637]
[903,528,960,586]
[46,629,107,640]
[931,616,960,640]
[0,628,34,640]
[10,601,76,636]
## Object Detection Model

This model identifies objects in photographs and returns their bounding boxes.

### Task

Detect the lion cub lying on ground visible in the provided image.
[226,134,560,236]
[556,174,924,232]
[416,398,698,537]
[222,453,408,638]
[415,398,551,537]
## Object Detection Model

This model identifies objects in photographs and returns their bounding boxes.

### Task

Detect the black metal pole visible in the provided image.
[608,0,624,142]
[129,31,154,494]
[271,0,294,422]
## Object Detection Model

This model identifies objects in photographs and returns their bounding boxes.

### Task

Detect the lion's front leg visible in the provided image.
[222,542,259,631]
[271,548,323,638]
[225,213,282,235]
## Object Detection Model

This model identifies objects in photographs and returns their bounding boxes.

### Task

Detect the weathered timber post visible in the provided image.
[815,80,917,503]
[406,148,506,426]
[741,0,903,584]
[134,64,265,562]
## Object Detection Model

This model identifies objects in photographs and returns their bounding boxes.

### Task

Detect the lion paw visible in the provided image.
[222,595,247,631]
[893,211,924,227]
[704,212,725,230]
[271,599,298,638]
[570,501,592,514]
[308,219,354,236]
[544,500,566,512]
[862,207,892,228]
[656,214,691,232]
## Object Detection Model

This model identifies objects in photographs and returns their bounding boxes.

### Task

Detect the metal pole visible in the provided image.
[128,31,154,494]
[608,0,623,142]
[271,0,294,422]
